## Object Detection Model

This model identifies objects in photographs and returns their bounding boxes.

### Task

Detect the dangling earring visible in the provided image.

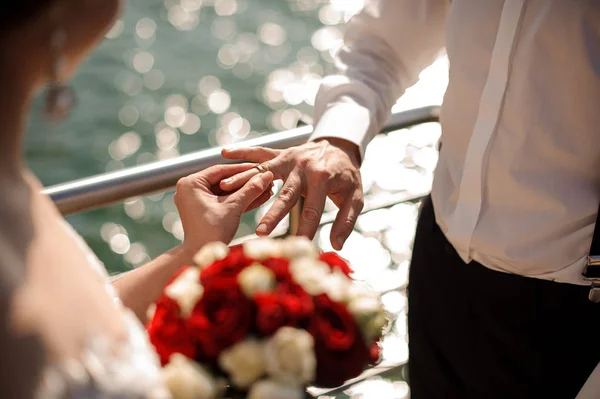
[44,28,76,122]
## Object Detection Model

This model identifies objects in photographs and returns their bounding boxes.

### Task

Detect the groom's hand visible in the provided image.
[221,138,363,250]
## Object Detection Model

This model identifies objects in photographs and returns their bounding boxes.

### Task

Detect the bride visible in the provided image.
[0,1,275,397]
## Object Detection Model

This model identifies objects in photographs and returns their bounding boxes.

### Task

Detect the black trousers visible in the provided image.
[407,197,600,398]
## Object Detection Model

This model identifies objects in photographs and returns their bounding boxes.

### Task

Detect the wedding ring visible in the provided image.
[255,164,268,173]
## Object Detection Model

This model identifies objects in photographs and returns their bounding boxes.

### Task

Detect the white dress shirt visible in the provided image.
[311,0,600,286]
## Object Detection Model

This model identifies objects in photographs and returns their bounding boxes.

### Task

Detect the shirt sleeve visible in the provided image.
[310,0,450,160]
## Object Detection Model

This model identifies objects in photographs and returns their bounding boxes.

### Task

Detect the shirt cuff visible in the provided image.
[309,102,375,161]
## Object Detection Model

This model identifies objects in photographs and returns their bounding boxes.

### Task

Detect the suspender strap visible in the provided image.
[584,206,600,301]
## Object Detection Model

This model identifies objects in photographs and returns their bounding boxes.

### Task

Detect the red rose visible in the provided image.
[313,335,370,387]
[319,252,353,277]
[310,294,369,387]
[369,342,381,365]
[311,294,357,351]
[187,278,253,359]
[254,281,314,336]
[147,296,196,366]
[199,245,252,285]
[262,257,292,281]
[279,282,314,323]
[254,293,284,335]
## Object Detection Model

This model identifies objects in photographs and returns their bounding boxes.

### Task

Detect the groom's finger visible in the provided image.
[296,184,327,240]
[222,146,280,163]
[330,188,364,250]
[256,172,303,236]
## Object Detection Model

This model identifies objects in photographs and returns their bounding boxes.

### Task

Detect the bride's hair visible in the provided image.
[3,1,57,31]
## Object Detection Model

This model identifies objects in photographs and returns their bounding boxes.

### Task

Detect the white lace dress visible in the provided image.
[36,224,171,399]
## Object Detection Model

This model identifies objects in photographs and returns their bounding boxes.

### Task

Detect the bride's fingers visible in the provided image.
[191,163,257,186]
[219,167,260,192]
[245,183,275,212]
[221,147,280,163]
[221,156,288,192]
[227,172,274,211]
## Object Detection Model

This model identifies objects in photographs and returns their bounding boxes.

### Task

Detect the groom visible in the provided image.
[222,1,600,397]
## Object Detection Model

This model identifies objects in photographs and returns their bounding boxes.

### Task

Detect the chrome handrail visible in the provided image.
[44,106,440,215]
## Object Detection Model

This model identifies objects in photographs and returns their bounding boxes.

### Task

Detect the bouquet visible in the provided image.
[146,236,387,399]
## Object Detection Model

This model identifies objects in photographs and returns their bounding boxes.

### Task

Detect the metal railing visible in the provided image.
[43,106,440,215]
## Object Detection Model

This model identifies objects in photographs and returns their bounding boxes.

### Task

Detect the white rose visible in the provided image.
[218,339,267,389]
[364,312,388,342]
[247,379,305,399]
[162,354,218,399]
[193,241,229,269]
[346,281,376,300]
[243,237,282,260]
[279,236,318,260]
[348,295,381,317]
[165,267,203,317]
[347,292,387,341]
[321,268,352,303]
[265,327,316,386]
[238,263,276,298]
[289,258,330,296]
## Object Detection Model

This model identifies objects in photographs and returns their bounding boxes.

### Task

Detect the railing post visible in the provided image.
[287,197,304,237]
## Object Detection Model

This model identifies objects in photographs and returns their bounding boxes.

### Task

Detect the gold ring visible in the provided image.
[255,164,268,173]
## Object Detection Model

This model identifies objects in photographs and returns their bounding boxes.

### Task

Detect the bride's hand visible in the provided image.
[174,163,274,254]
